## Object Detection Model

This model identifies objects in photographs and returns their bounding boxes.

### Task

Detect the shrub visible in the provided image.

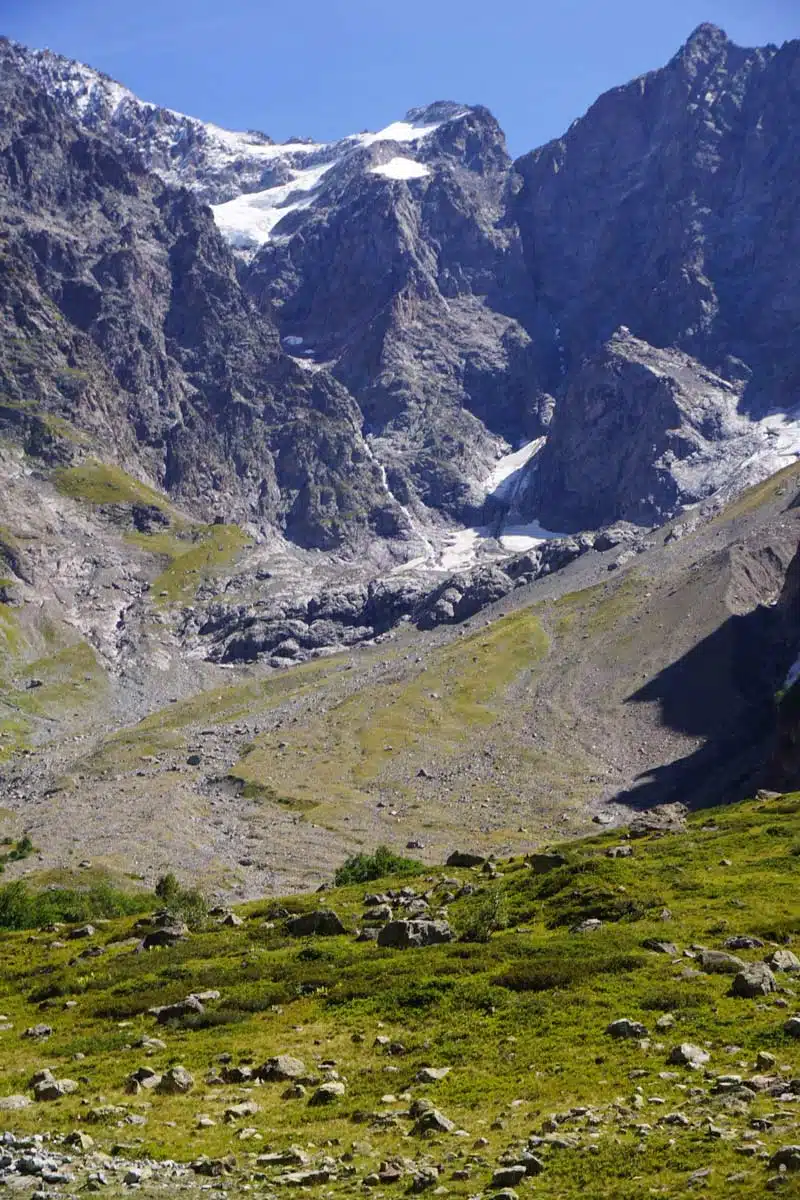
[0,880,148,930]
[457,890,508,943]
[333,844,424,887]
[154,872,208,929]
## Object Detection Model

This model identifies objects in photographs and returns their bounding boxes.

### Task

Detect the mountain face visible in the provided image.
[4,23,800,553]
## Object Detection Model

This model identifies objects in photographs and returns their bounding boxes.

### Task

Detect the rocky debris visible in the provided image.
[377,919,454,949]
[570,919,603,934]
[770,1146,800,1172]
[668,1044,710,1068]
[730,963,777,998]
[23,1024,52,1039]
[258,1055,307,1082]
[606,1019,648,1039]
[286,909,346,937]
[528,852,568,873]
[628,804,688,838]
[724,936,764,950]
[150,996,204,1024]
[140,921,189,950]
[155,1066,195,1094]
[643,939,679,955]
[224,1100,260,1121]
[125,1067,161,1094]
[32,1070,78,1101]
[409,1099,456,1135]
[0,1095,31,1111]
[606,845,633,858]
[415,1067,451,1083]
[766,950,800,972]
[309,1081,345,1104]
[699,950,746,975]
[446,851,486,868]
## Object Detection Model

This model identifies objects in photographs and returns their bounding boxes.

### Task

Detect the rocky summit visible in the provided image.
[1,21,800,1198]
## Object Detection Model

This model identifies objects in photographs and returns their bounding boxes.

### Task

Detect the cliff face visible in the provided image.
[5,25,800,549]
[0,40,398,550]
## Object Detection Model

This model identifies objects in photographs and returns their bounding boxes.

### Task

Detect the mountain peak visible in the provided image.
[678,22,730,60]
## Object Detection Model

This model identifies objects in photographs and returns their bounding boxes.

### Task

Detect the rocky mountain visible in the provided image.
[6,23,800,554]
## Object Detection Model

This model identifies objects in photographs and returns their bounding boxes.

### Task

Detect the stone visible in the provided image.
[155,1065,195,1094]
[445,851,486,868]
[570,919,603,934]
[141,923,188,949]
[783,1017,800,1038]
[491,1166,527,1187]
[23,1024,52,1038]
[377,919,454,948]
[221,912,243,927]
[643,939,679,955]
[0,1094,32,1110]
[309,1081,346,1104]
[286,909,347,937]
[224,1101,260,1121]
[766,950,800,973]
[259,1054,306,1081]
[416,1067,451,1082]
[606,1018,648,1039]
[723,936,764,950]
[65,1131,94,1151]
[410,1099,456,1134]
[150,996,204,1024]
[68,924,96,939]
[699,950,745,975]
[606,845,633,858]
[769,1146,800,1172]
[528,852,569,873]
[34,1077,78,1100]
[668,1043,710,1068]
[730,963,777,998]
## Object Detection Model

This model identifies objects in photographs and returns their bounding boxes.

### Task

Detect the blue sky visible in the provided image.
[4,0,798,156]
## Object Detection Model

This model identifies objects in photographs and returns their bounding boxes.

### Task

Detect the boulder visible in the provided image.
[445,851,486,868]
[570,919,603,934]
[141,922,188,949]
[730,962,777,998]
[377,919,454,949]
[492,1166,527,1187]
[723,936,764,950]
[415,1066,451,1083]
[668,1043,710,1068]
[410,1099,456,1134]
[34,1078,78,1101]
[155,1065,195,1094]
[309,1081,345,1104]
[642,939,679,956]
[606,1018,648,1039]
[150,996,204,1024]
[784,1017,800,1038]
[258,1054,306,1081]
[0,1095,31,1110]
[766,949,800,973]
[528,852,568,874]
[286,909,346,937]
[769,1146,800,1172]
[698,950,745,975]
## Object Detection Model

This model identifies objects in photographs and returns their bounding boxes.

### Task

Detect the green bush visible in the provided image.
[457,890,509,942]
[154,872,208,929]
[0,880,148,930]
[333,844,424,887]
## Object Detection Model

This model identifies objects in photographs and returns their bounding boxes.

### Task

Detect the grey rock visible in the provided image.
[259,1054,307,1082]
[308,1081,345,1104]
[377,919,454,948]
[528,852,568,874]
[606,1019,648,1039]
[699,950,746,975]
[730,962,777,998]
[766,949,800,972]
[445,851,486,868]
[286,909,347,937]
[668,1043,710,1067]
[150,996,204,1024]
[155,1065,195,1094]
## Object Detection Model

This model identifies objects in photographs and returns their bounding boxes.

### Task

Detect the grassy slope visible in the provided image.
[0,794,797,1197]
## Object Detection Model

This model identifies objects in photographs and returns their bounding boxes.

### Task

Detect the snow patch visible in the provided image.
[211,162,334,249]
[370,157,431,181]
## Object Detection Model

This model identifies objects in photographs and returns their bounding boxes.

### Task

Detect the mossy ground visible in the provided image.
[128,525,251,604]
[53,463,173,512]
[0,795,797,1197]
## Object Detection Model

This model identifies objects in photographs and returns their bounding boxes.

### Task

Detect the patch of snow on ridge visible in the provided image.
[211,162,334,249]
[371,157,431,180]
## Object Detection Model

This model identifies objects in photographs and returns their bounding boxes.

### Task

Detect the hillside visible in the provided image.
[0,793,798,1197]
